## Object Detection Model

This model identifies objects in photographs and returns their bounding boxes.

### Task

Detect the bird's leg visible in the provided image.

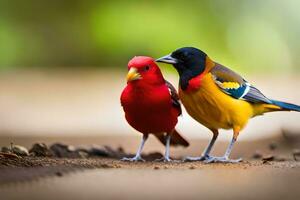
[205,129,242,163]
[164,133,171,161]
[184,130,219,162]
[155,132,175,162]
[121,134,148,162]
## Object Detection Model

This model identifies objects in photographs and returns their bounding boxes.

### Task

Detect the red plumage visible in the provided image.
[120,56,188,148]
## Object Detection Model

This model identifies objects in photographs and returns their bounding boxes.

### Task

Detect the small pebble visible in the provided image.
[29,143,53,157]
[50,143,81,158]
[67,145,76,152]
[153,166,160,170]
[12,145,29,156]
[1,146,11,153]
[292,149,300,161]
[103,146,122,158]
[89,147,110,157]
[262,155,274,162]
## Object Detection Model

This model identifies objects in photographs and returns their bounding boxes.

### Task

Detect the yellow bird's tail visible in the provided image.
[253,100,300,116]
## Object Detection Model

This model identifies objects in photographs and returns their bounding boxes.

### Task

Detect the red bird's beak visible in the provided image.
[126,67,141,82]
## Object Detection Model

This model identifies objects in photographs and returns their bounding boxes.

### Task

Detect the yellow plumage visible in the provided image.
[179,73,281,133]
[156,47,296,162]
[156,47,300,163]
[220,82,240,89]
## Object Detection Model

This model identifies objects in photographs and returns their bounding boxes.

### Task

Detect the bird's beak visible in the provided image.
[156,54,178,64]
[126,67,141,82]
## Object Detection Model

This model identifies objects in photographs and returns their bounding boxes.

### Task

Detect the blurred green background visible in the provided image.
[0,0,299,74]
[0,0,299,140]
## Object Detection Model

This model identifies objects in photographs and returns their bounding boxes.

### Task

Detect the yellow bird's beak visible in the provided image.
[126,67,141,82]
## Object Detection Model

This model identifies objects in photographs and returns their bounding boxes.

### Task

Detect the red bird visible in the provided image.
[120,56,189,162]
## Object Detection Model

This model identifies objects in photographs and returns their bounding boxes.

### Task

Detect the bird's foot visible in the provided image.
[121,156,145,162]
[183,155,213,162]
[204,156,242,163]
[154,157,178,163]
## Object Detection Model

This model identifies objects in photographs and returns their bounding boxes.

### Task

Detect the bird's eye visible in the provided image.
[143,65,150,71]
[176,53,186,60]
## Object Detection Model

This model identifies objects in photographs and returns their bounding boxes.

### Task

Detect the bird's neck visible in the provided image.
[182,73,205,92]
[179,57,216,92]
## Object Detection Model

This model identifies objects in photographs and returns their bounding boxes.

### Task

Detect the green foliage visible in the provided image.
[0,0,299,74]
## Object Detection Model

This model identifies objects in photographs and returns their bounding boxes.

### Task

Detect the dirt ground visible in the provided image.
[1,159,300,200]
[0,134,300,200]
[1,157,300,181]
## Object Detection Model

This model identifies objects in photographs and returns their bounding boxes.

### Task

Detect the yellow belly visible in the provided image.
[179,73,254,131]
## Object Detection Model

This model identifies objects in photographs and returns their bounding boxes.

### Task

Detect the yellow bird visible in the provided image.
[156,47,300,163]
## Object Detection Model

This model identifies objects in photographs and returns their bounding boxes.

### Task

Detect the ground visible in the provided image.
[1,159,300,200]
[0,134,300,200]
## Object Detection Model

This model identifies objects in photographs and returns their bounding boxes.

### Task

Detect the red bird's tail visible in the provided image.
[154,130,189,147]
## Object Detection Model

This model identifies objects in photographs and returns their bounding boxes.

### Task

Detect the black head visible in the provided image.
[156,47,207,90]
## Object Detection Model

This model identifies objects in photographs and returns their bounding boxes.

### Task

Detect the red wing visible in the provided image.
[165,80,182,115]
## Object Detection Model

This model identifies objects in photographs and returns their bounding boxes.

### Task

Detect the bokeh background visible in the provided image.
[0,0,299,142]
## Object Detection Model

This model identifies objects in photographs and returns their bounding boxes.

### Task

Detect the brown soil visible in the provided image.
[1,155,300,185]
[1,134,300,200]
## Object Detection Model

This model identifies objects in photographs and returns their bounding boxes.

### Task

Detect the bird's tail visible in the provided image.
[270,100,300,112]
[253,100,300,116]
[154,129,189,147]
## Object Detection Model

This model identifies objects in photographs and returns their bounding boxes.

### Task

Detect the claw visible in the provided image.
[204,156,242,163]
[184,155,206,162]
[121,157,145,162]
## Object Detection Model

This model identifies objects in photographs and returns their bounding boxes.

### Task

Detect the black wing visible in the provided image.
[211,63,272,104]
[165,80,182,115]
